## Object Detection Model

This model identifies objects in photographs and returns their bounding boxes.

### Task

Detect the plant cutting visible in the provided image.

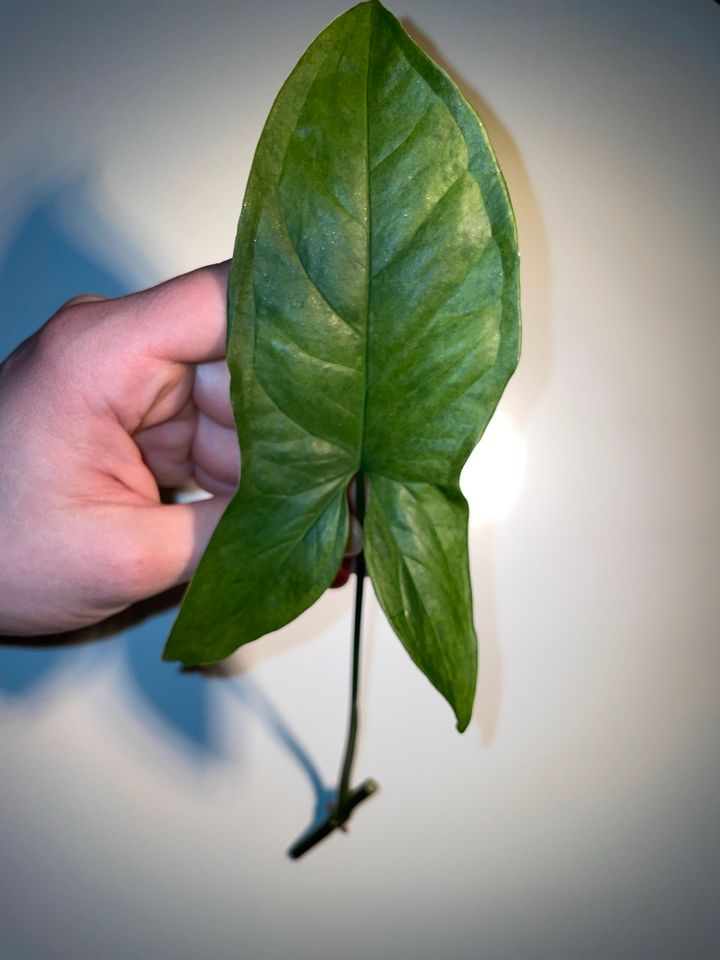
[164,0,520,857]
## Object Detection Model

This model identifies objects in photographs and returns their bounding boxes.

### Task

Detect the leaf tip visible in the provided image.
[453,686,475,733]
[455,711,471,734]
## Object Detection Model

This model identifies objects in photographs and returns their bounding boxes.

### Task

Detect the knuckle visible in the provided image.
[59,293,107,310]
[34,296,105,374]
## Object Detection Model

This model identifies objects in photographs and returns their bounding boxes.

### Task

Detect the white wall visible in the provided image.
[1,2,719,958]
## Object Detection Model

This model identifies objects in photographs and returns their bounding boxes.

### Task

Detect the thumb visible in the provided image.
[118,495,233,602]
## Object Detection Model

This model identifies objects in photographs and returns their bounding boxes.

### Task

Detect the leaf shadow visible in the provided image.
[401,18,553,745]
[210,658,337,838]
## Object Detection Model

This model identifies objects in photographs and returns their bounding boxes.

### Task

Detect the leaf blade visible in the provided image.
[165,0,520,730]
[364,477,477,731]
[165,2,372,664]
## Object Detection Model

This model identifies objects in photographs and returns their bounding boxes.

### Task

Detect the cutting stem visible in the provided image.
[288,473,378,859]
[337,473,366,807]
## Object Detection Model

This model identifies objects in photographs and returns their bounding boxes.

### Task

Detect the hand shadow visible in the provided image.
[0,177,139,702]
[0,175,330,811]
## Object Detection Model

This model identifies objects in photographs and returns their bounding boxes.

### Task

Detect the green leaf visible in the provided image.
[164,0,520,732]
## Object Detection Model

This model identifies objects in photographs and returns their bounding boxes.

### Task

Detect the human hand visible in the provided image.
[0,262,363,637]
[0,263,240,635]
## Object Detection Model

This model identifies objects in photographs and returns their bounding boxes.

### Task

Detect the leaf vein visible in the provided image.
[368,236,495,391]
[369,105,432,173]
[263,314,359,376]
[370,169,467,281]
[274,203,359,335]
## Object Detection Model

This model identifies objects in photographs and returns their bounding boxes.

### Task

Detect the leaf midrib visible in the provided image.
[358,0,376,478]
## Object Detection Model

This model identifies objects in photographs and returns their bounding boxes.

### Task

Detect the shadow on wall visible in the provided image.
[0,177,220,755]
[0,181,130,358]
[0,179,332,828]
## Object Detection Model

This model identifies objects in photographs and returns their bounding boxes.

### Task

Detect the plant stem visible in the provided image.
[337,477,366,809]
[287,472,379,859]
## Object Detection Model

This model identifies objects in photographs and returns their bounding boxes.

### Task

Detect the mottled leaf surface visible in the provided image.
[164,0,520,731]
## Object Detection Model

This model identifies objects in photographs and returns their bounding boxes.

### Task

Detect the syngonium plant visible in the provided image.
[164,0,520,857]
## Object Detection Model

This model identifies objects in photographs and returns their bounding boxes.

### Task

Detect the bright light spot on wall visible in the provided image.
[460,410,527,526]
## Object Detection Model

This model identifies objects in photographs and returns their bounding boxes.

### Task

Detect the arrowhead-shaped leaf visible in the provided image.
[164,0,520,732]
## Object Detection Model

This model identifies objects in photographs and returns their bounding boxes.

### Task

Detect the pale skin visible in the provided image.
[0,262,361,637]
